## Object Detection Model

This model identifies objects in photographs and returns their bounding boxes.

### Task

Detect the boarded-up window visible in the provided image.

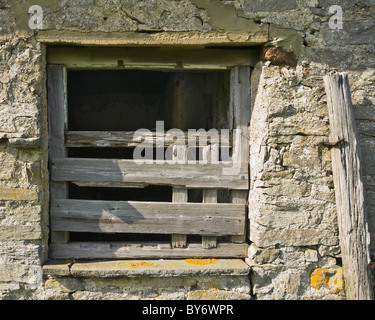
[47,47,254,259]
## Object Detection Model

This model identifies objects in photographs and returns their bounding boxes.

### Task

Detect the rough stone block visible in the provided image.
[261,179,311,197]
[250,221,339,247]
[0,187,38,201]
[0,263,42,288]
[0,225,42,241]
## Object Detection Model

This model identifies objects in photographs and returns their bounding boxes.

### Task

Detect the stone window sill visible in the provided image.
[42,259,250,278]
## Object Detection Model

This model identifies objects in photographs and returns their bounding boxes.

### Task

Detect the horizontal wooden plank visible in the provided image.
[51,199,245,236]
[51,158,249,189]
[47,47,259,69]
[49,241,248,259]
[66,131,232,148]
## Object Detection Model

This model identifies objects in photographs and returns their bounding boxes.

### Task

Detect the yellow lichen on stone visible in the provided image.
[310,268,329,290]
[184,259,218,265]
[310,267,344,294]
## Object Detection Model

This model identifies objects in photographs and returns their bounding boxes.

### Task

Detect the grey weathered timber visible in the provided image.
[47,47,258,70]
[51,158,249,189]
[229,66,250,243]
[230,66,250,166]
[202,145,219,249]
[51,199,245,236]
[66,131,232,148]
[172,145,188,248]
[48,65,69,244]
[49,242,248,259]
[324,71,374,300]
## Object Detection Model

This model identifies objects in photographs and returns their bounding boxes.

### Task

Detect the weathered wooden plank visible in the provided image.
[171,145,188,248]
[229,66,250,243]
[231,66,250,165]
[51,158,249,189]
[47,47,259,70]
[49,242,248,259]
[48,65,69,244]
[66,131,232,148]
[51,199,245,236]
[202,145,218,249]
[229,191,248,243]
[71,181,146,188]
[324,71,374,300]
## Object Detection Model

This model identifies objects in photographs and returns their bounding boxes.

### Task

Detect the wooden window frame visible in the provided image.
[47,47,254,259]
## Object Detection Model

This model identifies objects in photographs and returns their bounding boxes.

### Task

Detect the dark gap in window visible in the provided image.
[187,189,230,203]
[186,235,201,243]
[69,232,171,242]
[68,147,135,159]
[68,147,170,160]
[218,189,230,203]
[67,69,230,132]
[68,183,172,202]
[188,189,203,203]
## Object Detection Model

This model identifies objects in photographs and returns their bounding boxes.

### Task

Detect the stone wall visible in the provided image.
[0,0,374,300]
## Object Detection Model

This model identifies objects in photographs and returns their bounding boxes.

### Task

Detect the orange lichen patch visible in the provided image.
[310,268,330,290]
[310,267,345,294]
[184,259,218,265]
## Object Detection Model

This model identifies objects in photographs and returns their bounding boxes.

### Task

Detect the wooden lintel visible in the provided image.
[47,46,258,70]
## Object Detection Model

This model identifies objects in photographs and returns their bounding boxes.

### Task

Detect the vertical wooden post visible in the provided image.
[324,71,374,300]
[202,144,219,249]
[229,66,250,243]
[171,73,189,131]
[169,73,190,248]
[171,145,188,248]
[47,65,69,244]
